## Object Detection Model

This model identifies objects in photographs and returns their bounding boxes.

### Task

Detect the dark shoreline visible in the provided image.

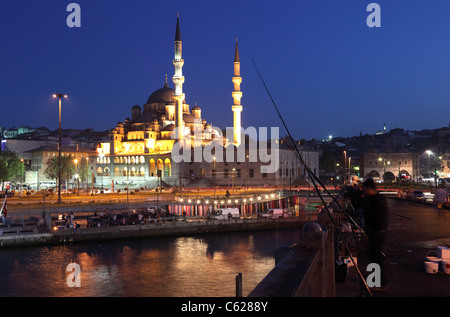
[0,217,308,248]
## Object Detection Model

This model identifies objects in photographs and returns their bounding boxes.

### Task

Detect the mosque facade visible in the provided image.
[91,16,319,190]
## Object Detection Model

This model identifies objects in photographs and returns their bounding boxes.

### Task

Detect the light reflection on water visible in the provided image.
[0,228,299,297]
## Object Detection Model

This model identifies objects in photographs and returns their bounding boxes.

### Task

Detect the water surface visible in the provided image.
[0,228,299,297]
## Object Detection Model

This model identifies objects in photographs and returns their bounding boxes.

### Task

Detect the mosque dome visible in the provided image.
[146,83,186,105]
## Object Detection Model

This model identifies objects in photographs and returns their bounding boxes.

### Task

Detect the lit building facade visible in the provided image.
[361,148,419,182]
[92,16,319,190]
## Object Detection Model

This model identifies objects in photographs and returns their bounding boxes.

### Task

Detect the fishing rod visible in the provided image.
[283,141,371,240]
[251,59,373,297]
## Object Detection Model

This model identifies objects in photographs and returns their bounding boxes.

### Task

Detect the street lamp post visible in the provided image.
[53,93,67,204]
[85,157,89,193]
[246,154,249,192]
[425,150,438,187]
[74,158,79,196]
[349,157,352,184]
[343,150,347,185]
[127,157,129,203]
[20,158,24,196]
[213,156,216,198]
[232,167,236,193]
[379,157,391,190]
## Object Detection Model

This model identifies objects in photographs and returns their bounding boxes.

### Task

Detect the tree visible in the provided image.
[0,151,24,188]
[44,156,76,189]
[77,158,88,184]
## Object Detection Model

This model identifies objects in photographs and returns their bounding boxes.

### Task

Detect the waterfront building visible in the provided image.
[360,147,419,182]
[27,144,96,190]
[92,15,319,190]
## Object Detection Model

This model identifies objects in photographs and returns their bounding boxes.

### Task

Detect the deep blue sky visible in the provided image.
[1,0,450,140]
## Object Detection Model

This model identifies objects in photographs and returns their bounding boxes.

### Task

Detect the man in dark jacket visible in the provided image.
[362,179,389,289]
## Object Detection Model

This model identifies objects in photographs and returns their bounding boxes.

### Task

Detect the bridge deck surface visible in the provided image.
[336,198,450,297]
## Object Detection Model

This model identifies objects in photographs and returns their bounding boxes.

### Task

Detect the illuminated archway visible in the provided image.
[367,170,380,179]
[383,171,395,182]
[157,159,164,177]
[164,158,171,177]
[149,159,156,177]
[399,170,410,180]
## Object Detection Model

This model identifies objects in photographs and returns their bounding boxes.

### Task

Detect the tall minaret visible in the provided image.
[232,38,243,145]
[173,13,185,140]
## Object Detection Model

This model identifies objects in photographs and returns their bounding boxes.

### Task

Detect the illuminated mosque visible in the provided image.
[92,15,319,190]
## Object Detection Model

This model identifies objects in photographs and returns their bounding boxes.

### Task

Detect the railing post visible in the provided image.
[236,273,242,297]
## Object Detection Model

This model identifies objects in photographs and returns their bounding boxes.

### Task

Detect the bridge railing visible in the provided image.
[248,221,335,297]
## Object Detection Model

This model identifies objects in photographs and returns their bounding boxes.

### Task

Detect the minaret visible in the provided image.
[173,13,185,140]
[232,38,243,145]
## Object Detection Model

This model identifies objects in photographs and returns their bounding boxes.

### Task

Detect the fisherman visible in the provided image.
[361,179,389,290]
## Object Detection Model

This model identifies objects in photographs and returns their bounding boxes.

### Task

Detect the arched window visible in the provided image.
[139,167,145,177]
[140,156,145,164]
[131,166,136,176]
[164,158,171,177]
[96,167,103,175]
[149,159,156,177]
[114,167,120,176]
[157,159,164,177]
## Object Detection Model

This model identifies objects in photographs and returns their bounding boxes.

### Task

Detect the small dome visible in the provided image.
[183,113,196,123]
[192,106,201,111]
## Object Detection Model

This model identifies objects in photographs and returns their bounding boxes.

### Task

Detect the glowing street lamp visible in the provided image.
[53,93,68,204]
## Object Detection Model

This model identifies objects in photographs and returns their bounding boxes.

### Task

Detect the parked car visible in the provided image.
[147,206,179,222]
[53,219,67,230]
[87,217,107,228]
[209,208,240,220]
[412,190,425,200]
[259,208,286,219]
[127,213,141,225]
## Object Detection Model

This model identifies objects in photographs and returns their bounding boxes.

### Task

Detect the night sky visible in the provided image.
[2,0,450,140]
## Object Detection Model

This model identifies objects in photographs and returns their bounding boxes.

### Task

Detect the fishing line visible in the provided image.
[251,59,373,297]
